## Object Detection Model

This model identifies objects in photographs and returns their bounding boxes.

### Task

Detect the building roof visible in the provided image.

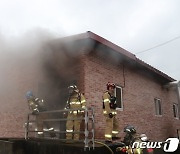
[55,31,176,83]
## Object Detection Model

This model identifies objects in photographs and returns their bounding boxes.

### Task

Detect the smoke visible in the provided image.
[0,28,89,137]
[38,40,84,109]
[0,28,83,113]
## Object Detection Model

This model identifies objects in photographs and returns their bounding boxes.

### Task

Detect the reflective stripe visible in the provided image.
[33,108,39,112]
[70,111,78,114]
[38,132,43,135]
[66,129,73,132]
[42,128,54,132]
[48,128,54,131]
[112,112,117,115]
[70,102,81,105]
[103,111,107,114]
[112,131,118,134]
[104,99,110,103]
[35,98,39,101]
[69,110,84,114]
[103,111,116,115]
[81,100,86,103]
[105,134,112,138]
[29,102,34,105]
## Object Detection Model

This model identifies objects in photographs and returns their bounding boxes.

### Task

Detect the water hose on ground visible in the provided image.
[94,140,114,154]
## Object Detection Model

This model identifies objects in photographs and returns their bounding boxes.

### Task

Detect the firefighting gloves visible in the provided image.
[66,103,70,109]
[109,113,113,118]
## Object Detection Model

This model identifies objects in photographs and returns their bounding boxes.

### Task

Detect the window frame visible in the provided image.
[114,85,123,111]
[154,98,162,116]
[173,103,179,119]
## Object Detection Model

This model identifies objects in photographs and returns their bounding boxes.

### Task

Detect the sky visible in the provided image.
[0,0,180,80]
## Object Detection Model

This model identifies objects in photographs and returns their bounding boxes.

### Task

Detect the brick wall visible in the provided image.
[0,44,179,141]
[0,53,40,137]
[83,50,180,141]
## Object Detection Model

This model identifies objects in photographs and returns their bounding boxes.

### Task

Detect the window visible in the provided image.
[154,98,162,116]
[115,86,123,109]
[173,103,179,119]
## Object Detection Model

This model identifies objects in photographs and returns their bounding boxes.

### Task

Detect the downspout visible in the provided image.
[164,81,180,119]
[176,81,180,118]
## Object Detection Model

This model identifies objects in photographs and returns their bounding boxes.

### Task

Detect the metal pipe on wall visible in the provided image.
[163,81,180,119]
[176,81,180,119]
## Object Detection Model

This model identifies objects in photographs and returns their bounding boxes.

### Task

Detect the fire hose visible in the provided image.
[94,140,114,154]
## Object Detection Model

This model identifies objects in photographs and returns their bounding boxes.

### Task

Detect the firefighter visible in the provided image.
[103,82,119,142]
[65,85,86,140]
[123,125,138,146]
[123,125,143,154]
[117,125,143,154]
[25,91,55,137]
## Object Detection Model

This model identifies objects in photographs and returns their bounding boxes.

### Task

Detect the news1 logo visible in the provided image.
[163,138,179,152]
[132,138,179,152]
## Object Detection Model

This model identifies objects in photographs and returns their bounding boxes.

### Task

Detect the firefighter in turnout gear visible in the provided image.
[116,125,144,154]
[25,91,55,137]
[65,85,86,140]
[103,82,119,142]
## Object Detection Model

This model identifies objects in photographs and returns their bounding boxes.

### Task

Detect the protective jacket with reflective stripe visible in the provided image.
[67,92,86,111]
[103,91,116,115]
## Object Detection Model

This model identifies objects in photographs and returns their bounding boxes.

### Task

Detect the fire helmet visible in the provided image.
[107,82,116,90]
[140,134,148,141]
[68,84,78,93]
[26,91,34,100]
[124,125,136,134]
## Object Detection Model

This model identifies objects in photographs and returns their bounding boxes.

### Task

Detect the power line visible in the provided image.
[135,35,180,54]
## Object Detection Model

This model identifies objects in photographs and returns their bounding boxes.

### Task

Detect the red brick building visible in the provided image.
[0,31,179,141]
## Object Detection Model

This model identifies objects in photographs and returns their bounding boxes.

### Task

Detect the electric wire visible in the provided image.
[136,35,180,54]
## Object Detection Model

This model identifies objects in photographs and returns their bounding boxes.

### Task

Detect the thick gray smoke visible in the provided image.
[0,29,83,113]
[0,29,86,137]
[38,39,84,110]
[0,29,57,137]
[0,29,89,138]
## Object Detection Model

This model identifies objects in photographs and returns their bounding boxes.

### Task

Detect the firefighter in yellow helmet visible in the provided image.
[103,82,119,142]
[65,85,86,140]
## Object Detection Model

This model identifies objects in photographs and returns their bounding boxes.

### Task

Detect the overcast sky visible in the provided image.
[0,0,180,80]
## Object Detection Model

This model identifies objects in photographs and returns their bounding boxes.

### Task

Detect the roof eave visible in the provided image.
[52,31,176,83]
